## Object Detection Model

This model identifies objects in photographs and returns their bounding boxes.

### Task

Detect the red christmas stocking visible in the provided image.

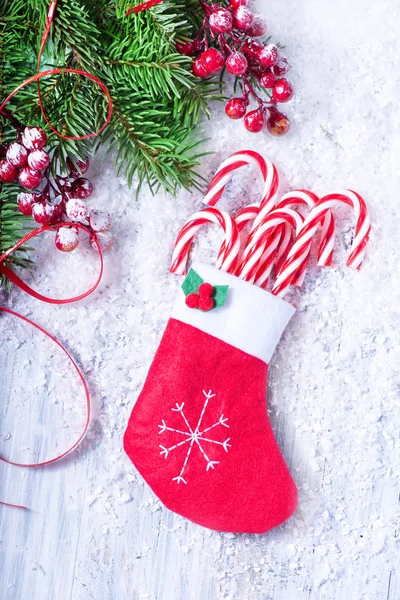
[124,263,297,534]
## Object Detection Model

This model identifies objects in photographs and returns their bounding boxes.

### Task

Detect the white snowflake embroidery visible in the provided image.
[158,390,231,484]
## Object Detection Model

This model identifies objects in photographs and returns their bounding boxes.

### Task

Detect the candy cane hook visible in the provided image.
[203,151,279,213]
[170,207,241,276]
[272,189,371,298]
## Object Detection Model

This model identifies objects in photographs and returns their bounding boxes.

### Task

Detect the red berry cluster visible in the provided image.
[176,0,292,136]
[185,282,215,311]
[0,124,113,253]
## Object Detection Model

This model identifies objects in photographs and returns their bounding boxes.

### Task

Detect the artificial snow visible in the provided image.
[0,0,399,598]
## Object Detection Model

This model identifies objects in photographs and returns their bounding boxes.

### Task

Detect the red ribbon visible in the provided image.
[126,0,164,16]
[0,0,112,508]
[0,224,104,510]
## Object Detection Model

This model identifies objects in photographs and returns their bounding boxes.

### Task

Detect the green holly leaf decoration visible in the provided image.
[182,268,204,296]
[181,269,230,311]
[213,285,229,308]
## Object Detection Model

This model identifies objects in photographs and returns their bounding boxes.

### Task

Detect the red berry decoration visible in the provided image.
[259,71,277,88]
[71,177,93,200]
[272,78,294,103]
[0,107,113,258]
[246,13,267,37]
[244,108,266,133]
[66,198,89,222]
[226,52,248,76]
[267,110,290,136]
[175,39,196,56]
[187,3,293,135]
[230,0,251,8]
[55,227,79,252]
[185,293,200,309]
[0,160,18,183]
[233,6,254,31]
[32,201,55,225]
[6,142,28,167]
[21,127,47,151]
[209,8,233,33]
[89,209,112,232]
[199,296,214,312]
[66,156,90,178]
[90,231,114,252]
[225,98,247,119]
[198,282,214,297]
[259,44,278,68]
[273,57,290,76]
[18,166,42,189]
[242,39,264,59]
[28,149,50,171]
[200,48,225,74]
[192,56,209,78]
[17,192,37,216]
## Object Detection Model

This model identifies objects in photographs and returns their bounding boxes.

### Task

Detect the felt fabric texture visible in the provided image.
[124,318,298,534]
[172,263,296,365]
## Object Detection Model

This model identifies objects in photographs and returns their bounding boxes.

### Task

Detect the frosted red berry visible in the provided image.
[89,209,112,232]
[71,177,93,200]
[90,231,114,252]
[242,39,264,59]
[32,201,55,225]
[233,7,254,31]
[209,8,233,33]
[246,13,267,37]
[272,78,294,102]
[198,282,214,297]
[192,56,209,78]
[17,192,37,216]
[273,57,290,76]
[267,111,290,136]
[28,149,50,171]
[0,160,18,183]
[175,39,196,56]
[199,296,214,312]
[259,71,277,88]
[230,0,251,8]
[55,226,79,252]
[244,108,266,133]
[6,142,28,167]
[18,166,42,189]
[185,293,200,309]
[226,52,248,75]
[225,97,247,119]
[51,198,64,222]
[200,48,225,74]
[21,127,47,151]
[66,198,89,222]
[259,44,278,67]
[66,156,90,178]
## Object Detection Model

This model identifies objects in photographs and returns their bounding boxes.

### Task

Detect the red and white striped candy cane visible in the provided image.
[272,189,371,298]
[203,151,279,213]
[170,207,241,275]
[234,203,260,231]
[234,204,291,287]
[236,208,305,284]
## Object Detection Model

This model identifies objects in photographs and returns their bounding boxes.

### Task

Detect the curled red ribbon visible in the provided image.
[0,0,112,508]
[0,224,104,510]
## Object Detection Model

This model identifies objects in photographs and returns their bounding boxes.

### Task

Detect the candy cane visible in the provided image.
[170,207,241,275]
[203,151,279,213]
[236,208,305,284]
[272,190,371,298]
[234,203,260,231]
[252,190,334,288]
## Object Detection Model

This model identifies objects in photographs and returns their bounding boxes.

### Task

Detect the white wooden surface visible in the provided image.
[1,1,400,598]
